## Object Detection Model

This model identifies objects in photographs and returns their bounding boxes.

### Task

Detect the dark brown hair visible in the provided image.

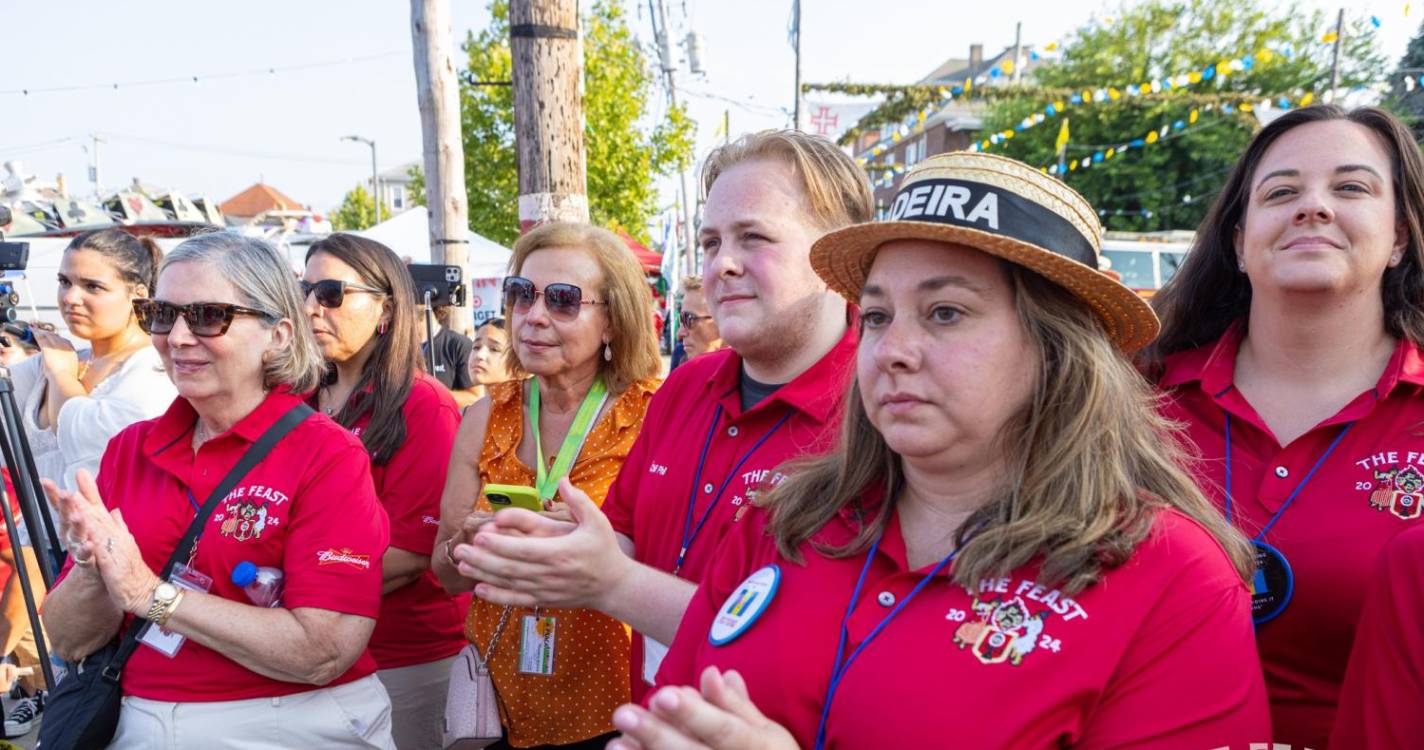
[1144,105,1424,367]
[67,228,162,295]
[305,233,421,464]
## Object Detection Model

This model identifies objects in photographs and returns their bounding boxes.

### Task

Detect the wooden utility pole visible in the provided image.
[411,0,473,333]
[510,0,588,230]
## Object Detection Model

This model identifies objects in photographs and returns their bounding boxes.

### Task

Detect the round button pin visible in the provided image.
[728,426,739,437]
[876,591,896,607]
[1274,466,1289,478]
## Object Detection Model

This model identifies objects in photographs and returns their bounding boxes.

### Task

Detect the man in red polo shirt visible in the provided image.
[451,129,873,699]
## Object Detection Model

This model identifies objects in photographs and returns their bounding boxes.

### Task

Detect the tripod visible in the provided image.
[0,368,63,690]
[422,290,437,376]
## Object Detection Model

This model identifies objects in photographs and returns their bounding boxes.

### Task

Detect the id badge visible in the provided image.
[642,636,669,685]
[139,563,212,658]
[518,615,557,675]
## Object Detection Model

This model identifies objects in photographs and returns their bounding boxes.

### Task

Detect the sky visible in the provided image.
[2,0,1419,228]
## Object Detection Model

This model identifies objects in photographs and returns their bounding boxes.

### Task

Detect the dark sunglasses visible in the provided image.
[679,311,713,329]
[503,276,605,320]
[132,299,278,337]
[300,279,385,309]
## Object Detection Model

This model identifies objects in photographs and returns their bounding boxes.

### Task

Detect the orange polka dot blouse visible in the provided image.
[466,377,659,747]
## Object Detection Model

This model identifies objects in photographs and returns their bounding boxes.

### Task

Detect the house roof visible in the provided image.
[219,182,304,218]
[379,161,420,183]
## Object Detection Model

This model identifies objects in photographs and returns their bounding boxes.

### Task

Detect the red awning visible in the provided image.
[617,230,663,273]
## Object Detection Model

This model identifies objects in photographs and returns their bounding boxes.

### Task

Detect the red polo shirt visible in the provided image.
[339,371,467,669]
[603,318,856,700]
[1331,523,1424,749]
[1159,326,1424,749]
[657,504,1269,748]
[67,389,389,702]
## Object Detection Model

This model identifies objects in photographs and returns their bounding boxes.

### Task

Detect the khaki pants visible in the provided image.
[109,673,395,749]
[376,655,456,750]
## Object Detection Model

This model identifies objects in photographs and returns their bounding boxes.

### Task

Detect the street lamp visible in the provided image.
[341,135,380,224]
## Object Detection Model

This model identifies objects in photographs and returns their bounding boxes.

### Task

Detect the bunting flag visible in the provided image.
[1055,119,1071,156]
[1038,92,1314,177]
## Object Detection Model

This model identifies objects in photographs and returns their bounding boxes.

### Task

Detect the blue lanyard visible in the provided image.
[1223,412,1356,540]
[676,406,793,575]
[186,491,200,513]
[813,529,965,750]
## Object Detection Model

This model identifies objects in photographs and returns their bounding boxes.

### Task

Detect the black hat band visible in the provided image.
[886,178,1098,268]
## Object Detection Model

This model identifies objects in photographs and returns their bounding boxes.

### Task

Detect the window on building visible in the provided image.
[391,185,406,211]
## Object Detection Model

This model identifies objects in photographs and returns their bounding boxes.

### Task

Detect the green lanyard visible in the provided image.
[529,377,609,501]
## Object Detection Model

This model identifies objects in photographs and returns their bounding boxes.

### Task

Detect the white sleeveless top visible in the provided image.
[10,346,176,545]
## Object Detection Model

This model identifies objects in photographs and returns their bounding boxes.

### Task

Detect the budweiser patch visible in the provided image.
[316,548,371,569]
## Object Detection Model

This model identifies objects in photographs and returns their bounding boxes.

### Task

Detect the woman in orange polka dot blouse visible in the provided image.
[433,222,662,749]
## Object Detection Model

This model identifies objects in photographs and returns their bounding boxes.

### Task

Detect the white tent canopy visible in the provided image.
[356,206,511,279]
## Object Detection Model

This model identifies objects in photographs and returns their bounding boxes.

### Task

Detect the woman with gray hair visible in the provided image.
[41,231,395,749]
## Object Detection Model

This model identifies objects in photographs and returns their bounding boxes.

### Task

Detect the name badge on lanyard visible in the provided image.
[139,563,212,658]
[1223,414,1355,626]
[518,613,557,675]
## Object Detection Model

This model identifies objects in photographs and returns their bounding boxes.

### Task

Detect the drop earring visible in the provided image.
[603,343,612,361]
[377,320,389,335]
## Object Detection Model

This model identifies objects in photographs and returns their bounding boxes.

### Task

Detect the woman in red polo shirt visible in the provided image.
[1146,105,1424,750]
[303,233,465,750]
[43,231,394,748]
[609,152,1269,750]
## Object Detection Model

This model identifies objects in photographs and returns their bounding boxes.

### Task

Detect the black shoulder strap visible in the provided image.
[101,402,314,681]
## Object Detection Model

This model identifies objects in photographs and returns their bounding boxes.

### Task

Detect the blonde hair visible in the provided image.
[506,222,661,391]
[765,264,1253,594]
[163,231,325,394]
[701,130,874,232]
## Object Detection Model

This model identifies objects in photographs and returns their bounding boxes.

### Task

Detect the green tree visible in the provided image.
[330,184,390,231]
[982,0,1384,231]
[1387,18,1424,141]
[454,0,694,246]
[407,163,426,208]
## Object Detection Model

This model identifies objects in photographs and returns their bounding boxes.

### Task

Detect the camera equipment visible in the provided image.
[0,207,30,325]
[408,263,466,308]
[0,207,63,689]
[408,264,467,375]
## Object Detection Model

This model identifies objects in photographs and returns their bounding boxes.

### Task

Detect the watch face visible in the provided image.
[155,582,179,602]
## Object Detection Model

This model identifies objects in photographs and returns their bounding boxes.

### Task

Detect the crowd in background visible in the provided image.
[16,104,1424,750]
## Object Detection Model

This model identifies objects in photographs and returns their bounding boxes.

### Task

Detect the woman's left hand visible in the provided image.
[608,667,799,750]
[67,470,162,615]
[34,331,80,381]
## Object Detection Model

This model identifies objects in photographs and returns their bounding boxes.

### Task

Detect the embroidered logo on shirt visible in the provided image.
[218,500,270,542]
[316,548,372,569]
[951,595,1050,666]
[1365,465,1424,520]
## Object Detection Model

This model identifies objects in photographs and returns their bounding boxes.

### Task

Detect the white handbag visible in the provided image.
[442,607,512,750]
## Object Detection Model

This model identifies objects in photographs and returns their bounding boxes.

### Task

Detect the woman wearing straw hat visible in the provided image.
[1147,105,1424,750]
[606,152,1269,750]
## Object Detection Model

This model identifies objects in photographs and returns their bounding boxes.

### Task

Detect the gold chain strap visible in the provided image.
[483,605,514,662]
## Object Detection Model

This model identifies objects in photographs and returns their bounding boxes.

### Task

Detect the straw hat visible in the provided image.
[811,151,1159,353]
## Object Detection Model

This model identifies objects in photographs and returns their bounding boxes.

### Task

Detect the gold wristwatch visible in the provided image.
[146,582,184,626]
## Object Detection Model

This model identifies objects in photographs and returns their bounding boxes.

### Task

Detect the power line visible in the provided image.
[680,86,787,117]
[0,136,80,157]
[1,51,405,97]
[99,132,366,167]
